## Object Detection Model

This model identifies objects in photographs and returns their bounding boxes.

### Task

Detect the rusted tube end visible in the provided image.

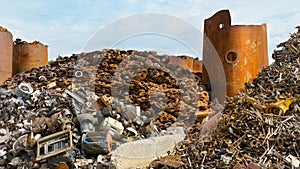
[203,10,268,98]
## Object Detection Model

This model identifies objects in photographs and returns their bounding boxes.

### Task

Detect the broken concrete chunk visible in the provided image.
[111,134,185,169]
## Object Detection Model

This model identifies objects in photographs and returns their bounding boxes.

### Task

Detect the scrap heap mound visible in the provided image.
[169,30,300,168]
[0,50,207,168]
[3,50,206,129]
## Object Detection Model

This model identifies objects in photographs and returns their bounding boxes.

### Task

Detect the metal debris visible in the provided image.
[164,28,300,168]
[1,27,299,168]
[0,49,205,168]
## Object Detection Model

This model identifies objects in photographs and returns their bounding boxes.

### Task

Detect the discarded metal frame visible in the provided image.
[36,129,73,161]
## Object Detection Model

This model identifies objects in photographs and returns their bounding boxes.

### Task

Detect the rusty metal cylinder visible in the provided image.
[0,26,13,84]
[13,39,48,75]
[168,56,202,73]
[203,10,268,97]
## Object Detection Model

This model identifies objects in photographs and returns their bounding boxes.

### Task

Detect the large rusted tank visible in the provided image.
[168,56,202,73]
[0,26,13,84]
[203,10,268,98]
[13,39,48,75]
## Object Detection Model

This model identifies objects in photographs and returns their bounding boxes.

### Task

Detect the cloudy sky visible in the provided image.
[0,0,299,62]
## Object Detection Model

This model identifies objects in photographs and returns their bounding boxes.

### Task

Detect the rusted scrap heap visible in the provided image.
[0,50,207,168]
[3,50,206,129]
[169,30,300,168]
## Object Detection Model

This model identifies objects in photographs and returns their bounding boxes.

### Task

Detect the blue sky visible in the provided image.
[0,0,299,62]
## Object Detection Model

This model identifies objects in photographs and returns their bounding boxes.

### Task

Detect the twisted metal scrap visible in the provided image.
[170,30,300,169]
[0,50,206,168]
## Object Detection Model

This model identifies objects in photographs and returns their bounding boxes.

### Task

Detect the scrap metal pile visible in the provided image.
[0,50,207,168]
[165,30,300,168]
[1,28,300,169]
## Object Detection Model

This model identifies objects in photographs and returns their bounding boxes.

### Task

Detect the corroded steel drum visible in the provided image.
[13,39,48,75]
[0,26,13,84]
[168,56,202,73]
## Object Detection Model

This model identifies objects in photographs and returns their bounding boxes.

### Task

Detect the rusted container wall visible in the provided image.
[13,40,48,75]
[168,56,203,73]
[203,10,268,98]
[168,56,189,70]
[193,60,202,73]
[181,56,194,71]
[0,27,13,84]
[12,40,21,75]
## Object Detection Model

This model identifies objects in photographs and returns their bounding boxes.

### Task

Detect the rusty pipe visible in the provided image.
[203,10,268,98]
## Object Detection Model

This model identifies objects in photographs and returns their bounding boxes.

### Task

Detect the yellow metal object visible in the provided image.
[100,95,111,107]
[245,97,264,111]
[265,98,295,115]
[246,97,295,116]
[196,109,210,122]
[28,131,41,148]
